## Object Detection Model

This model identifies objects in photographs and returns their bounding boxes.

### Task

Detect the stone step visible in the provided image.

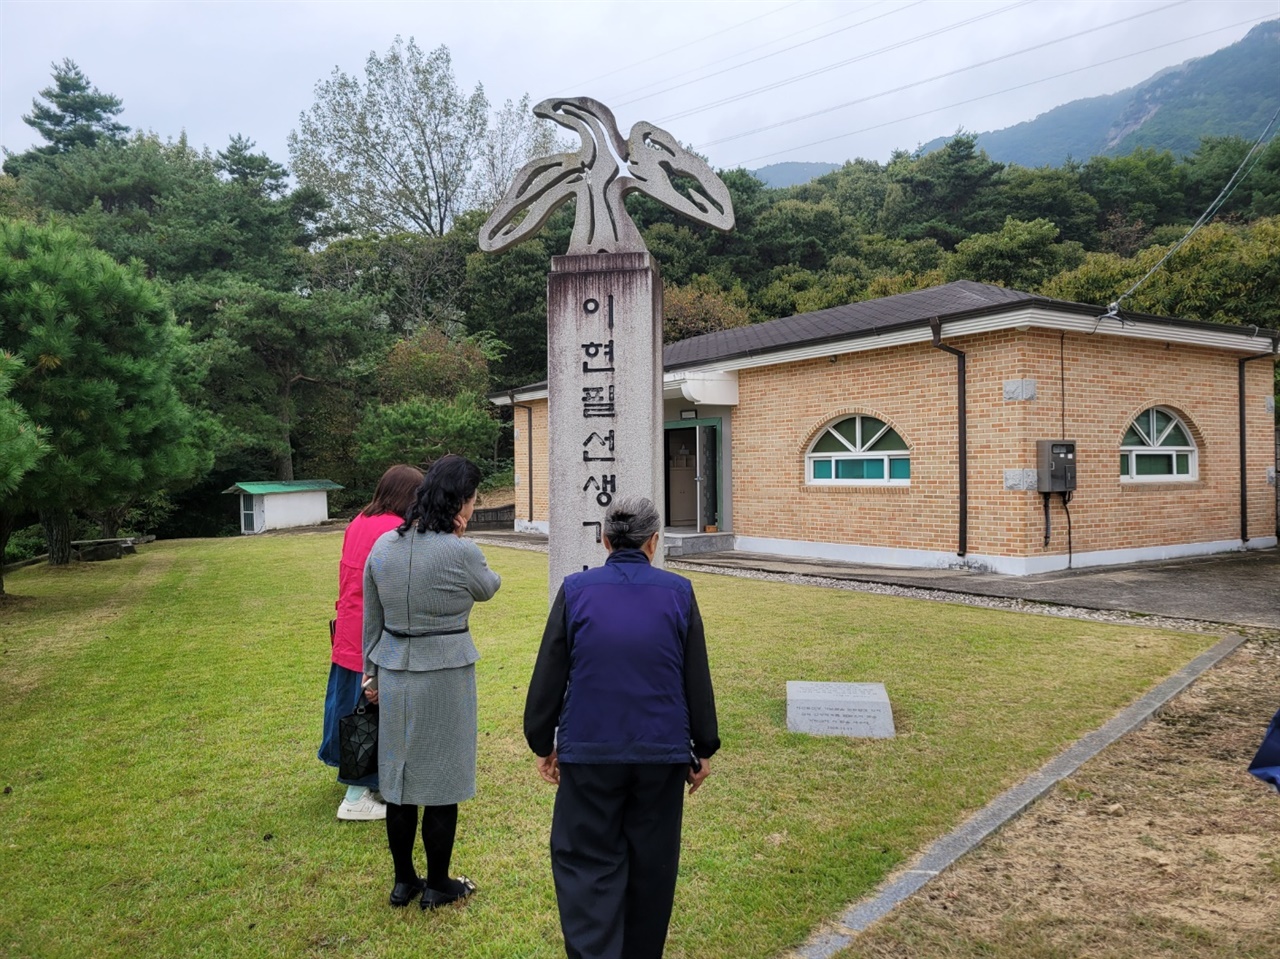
[664,532,735,557]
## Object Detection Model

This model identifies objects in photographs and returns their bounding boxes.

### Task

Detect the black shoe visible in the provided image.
[389,877,425,907]
[420,876,476,910]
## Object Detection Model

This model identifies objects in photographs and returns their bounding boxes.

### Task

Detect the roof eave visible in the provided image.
[666,301,1280,374]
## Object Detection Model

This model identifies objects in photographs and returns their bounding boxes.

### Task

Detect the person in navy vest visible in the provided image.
[524,496,720,959]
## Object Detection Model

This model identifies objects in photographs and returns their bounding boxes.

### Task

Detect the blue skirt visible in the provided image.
[319,661,378,788]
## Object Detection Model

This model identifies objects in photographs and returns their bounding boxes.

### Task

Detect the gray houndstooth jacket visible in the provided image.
[362,529,501,674]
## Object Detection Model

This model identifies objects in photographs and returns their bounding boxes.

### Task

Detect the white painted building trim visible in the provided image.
[515,519,549,535]
[732,534,1277,577]
[491,387,545,405]
[663,369,739,405]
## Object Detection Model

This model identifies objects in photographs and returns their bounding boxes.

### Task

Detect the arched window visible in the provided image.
[806,414,910,485]
[1120,407,1197,481]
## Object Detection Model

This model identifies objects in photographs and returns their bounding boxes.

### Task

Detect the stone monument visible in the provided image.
[786,681,896,738]
[479,97,735,599]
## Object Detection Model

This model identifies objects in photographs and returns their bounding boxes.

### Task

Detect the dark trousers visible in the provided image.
[551,763,687,959]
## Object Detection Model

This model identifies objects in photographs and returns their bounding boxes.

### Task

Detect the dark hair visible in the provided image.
[400,454,482,535]
[603,497,661,550]
[362,464,424,518]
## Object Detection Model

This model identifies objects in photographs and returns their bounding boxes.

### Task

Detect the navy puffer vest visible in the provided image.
[557,549,693,764]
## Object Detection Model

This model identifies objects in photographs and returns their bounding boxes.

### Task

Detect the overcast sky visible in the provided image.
[1,0,1276,173]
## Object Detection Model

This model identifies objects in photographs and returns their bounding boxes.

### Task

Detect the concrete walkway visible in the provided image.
[677,547,1280,629]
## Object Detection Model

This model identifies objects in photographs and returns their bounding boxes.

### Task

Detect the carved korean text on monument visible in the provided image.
[479,97,734,255]
[579,294,616,566]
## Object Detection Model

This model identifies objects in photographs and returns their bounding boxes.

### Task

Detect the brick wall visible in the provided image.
[730,329,1276,559]
[513,398,549,524]
[516,330,1275,561]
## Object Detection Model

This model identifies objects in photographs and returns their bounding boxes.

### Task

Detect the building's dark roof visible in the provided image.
[491,280,1277,399]
[664,280,1036,370]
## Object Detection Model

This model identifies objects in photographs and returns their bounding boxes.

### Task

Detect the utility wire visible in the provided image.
[698,0,1189,150]
[733,13,1272,166]
[658,0,1033,125]
[607,0,918,109]
[602,0,895,107]
[560,1,802,91]
[1107,105,1280,313]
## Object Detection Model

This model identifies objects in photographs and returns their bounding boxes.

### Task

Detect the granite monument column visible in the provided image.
[546,252,664,597]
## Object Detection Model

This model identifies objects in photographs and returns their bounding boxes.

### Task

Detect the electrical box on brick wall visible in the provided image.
[1037,440,1077,492]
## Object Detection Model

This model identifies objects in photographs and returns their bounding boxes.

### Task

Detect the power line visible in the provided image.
[601,0,897,108]
[732,12,1273,166]
[697,0,1189,150]
[560,0,803,92]
[656,0,1034,125]
[1109,105,1280,313]
[606,0,919,109]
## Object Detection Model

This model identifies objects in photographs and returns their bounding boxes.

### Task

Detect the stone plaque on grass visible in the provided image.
[786,681,896,738]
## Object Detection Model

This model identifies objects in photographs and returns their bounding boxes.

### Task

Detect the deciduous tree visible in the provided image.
[462,234,556,390]
[469,94,562,212]
[289,38,488,235]
[663,277,752,343]
[1044,216,1280,330]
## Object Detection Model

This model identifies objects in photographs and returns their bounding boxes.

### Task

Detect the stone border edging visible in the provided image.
[1,554,48,575]
[789,632,1246,959]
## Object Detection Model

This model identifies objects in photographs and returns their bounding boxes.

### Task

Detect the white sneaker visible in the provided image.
[337,789,387,821]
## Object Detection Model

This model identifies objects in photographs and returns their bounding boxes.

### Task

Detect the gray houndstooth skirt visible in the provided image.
[376,664,477,806]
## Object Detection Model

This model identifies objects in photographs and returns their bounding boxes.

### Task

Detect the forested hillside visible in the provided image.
[1,47,1277,564]
[921,19,1280,167]
[751,161,842,188]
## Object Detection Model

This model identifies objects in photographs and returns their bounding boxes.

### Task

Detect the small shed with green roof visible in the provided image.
[223,480,344,535]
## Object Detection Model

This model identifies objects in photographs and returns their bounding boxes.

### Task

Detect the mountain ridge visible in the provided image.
[750,19,1279,185]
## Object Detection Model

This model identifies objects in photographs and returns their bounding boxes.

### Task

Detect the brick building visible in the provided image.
[492,281,1278,574]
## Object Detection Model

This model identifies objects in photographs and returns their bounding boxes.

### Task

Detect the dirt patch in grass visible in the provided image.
[476,485,515,508]
[838,637,1280,959]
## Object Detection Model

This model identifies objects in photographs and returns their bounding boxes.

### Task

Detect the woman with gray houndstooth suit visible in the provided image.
[362,454,501,909]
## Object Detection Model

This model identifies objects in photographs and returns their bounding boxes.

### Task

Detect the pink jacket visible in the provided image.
[333,512,404,672]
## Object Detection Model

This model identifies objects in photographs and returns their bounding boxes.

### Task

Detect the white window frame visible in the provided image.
[806,415,911,487]
[1120,407,1198,483]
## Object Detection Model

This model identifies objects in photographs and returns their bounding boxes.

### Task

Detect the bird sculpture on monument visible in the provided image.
[478,97,734,255]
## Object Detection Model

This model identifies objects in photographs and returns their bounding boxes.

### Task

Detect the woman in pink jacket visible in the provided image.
[320,464,424,820]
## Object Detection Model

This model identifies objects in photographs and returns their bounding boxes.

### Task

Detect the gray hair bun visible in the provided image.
[604,496,661,549]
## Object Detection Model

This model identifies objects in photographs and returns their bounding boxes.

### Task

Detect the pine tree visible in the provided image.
[2,59,129,177]
[24,58,128,153]
[0,352,48,594]
[0,219,208,564]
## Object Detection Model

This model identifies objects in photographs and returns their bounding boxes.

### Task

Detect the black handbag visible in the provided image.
[338,694,378,781]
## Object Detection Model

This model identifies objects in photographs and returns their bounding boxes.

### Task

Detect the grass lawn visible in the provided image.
[0,534,1215,959]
